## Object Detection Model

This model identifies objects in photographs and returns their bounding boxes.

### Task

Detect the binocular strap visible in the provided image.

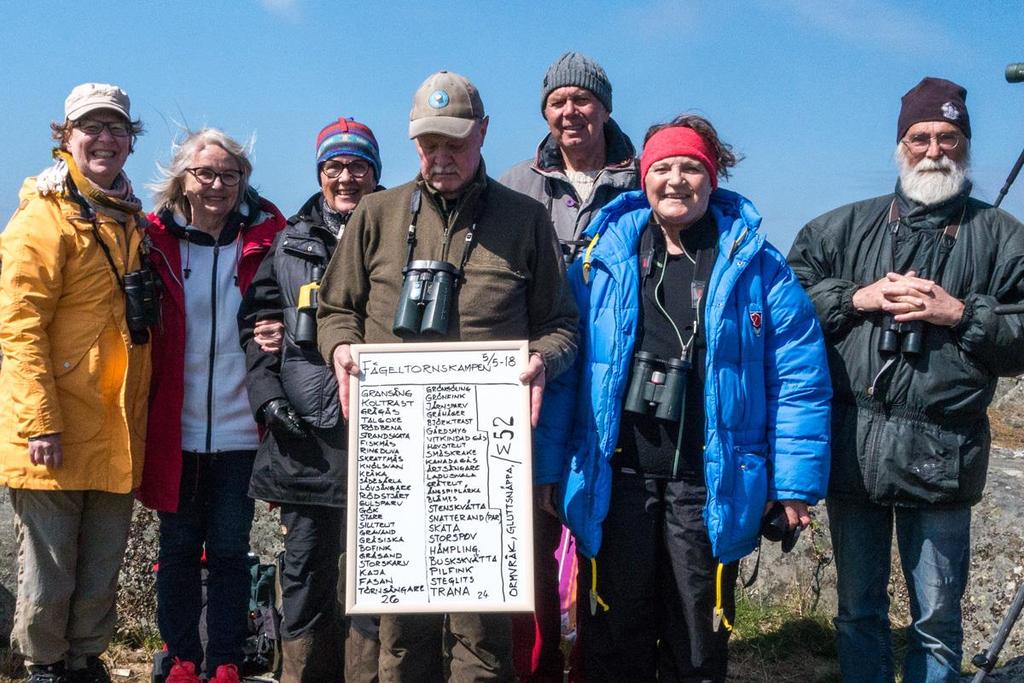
[886,199,965,283]
[403,185,490,281]
[89,222,129,292]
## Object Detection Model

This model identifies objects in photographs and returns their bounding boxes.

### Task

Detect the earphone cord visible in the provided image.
[653,249,702,363]
[651,248,704,477]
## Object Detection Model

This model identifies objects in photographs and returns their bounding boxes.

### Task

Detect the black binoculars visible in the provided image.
[623,351,690,423]
[294,265,325,347]
[761,501,802,553]
[879,316,924,355]
[124,267,159,345]
[392,259,461,338]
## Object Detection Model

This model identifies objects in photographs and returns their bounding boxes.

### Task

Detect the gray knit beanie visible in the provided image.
[541,52,612,114]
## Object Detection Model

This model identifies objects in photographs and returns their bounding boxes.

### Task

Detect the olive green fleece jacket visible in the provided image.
[316,166,578,379]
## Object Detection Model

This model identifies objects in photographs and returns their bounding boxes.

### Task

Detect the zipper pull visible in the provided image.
[726,228,749,261]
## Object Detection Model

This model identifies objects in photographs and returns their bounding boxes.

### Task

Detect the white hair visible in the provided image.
[148,127,254,219]
[895,142,970,206]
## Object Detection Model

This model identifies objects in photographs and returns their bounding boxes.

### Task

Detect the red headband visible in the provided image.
[640,126,718,191]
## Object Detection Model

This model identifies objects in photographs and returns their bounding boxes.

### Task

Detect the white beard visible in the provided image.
[896,144,970,206]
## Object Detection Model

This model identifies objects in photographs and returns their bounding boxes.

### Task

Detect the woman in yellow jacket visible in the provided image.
[0,83,153,683]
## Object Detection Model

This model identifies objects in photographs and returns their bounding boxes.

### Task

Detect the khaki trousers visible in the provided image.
[345,620,381,683]
[10,488,134,668]
[379,613,512,682]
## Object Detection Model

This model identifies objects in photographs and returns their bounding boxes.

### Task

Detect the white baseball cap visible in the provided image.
[64,82,131,121]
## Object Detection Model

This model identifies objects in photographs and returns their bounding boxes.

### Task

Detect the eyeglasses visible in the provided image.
[902,132,962,153]
[75,120,132,138]
[321,159,372,179]
[186,167,243,187]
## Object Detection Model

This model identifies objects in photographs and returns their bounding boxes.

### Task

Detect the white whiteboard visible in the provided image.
[345,340,534,614]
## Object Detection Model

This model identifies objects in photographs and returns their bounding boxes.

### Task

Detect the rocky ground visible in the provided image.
[1,378,1024,681]
[732,444,1024,682]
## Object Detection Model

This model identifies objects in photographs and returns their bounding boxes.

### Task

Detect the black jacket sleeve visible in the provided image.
[787,219,864,339]
[238,234,287,421]
[952,212,1024,376]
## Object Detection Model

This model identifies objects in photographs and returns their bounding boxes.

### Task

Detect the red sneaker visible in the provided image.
[164,659,200,683]
[208,664,240,683]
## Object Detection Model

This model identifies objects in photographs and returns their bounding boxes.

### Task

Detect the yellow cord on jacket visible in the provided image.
[714,562,733,632]
[582,233,601,284]
[589,557,609,615]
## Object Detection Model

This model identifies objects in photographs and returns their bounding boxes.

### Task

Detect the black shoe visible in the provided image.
[26,662,68,683]
[67,658,111,683]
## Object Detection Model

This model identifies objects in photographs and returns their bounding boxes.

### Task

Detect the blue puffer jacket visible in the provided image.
[535,189,832,563]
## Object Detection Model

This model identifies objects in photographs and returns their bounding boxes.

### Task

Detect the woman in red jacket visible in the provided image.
[139,128,286,683]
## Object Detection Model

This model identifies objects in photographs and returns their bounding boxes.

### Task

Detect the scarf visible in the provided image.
[319,195,351,239]
[37,149,142,223]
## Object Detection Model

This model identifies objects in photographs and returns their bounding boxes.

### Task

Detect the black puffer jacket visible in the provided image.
[788,185,1024,506]
[239,193,345,507]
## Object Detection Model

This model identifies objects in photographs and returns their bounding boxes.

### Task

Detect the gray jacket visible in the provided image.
[499,118,638,260]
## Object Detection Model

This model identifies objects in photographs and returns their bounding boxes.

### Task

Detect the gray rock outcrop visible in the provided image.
[741,446,1024,678]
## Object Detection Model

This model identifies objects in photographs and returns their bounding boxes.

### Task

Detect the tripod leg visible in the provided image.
[994,146,1024,208]
[972,579,1024,682]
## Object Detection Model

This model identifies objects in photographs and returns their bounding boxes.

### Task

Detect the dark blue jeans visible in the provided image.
[156,451,255,674]
[828,498,971,683]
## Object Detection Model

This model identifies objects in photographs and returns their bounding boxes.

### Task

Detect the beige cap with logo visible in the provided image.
[409,70,485,139]
[64,82,131,122]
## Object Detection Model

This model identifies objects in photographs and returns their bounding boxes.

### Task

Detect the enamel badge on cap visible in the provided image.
[429,90,450,109]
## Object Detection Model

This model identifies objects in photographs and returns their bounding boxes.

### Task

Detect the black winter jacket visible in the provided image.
[788,185,1024,506]
[239,193,345,507]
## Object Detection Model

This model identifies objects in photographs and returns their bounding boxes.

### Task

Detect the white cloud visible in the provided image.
[611,0,702,40]
[768,0,954,57]
[260,0,300,21]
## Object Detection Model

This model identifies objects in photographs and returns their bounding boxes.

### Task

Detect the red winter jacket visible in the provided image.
[137,196,285,512]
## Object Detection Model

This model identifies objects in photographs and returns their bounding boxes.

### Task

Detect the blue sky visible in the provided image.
[2,1,1023,250]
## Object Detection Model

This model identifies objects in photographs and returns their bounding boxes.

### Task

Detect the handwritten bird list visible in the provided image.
[347,342,534,614]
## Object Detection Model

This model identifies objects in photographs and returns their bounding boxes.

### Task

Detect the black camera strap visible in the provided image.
[885,198,965,283]
[90,223,127,292]
[403,188,423,267]
[66,181,129,293]
[403,184,489,284]
[455,188,488,278]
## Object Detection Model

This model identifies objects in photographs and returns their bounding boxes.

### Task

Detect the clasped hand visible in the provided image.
[852,271,964,327]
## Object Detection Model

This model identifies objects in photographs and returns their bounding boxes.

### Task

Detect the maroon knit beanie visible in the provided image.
[897,77,970,141]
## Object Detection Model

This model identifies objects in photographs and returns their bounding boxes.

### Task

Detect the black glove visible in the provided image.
[262,398,308,441]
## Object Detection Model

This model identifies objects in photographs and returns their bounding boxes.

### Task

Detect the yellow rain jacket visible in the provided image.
[0,178,151,492]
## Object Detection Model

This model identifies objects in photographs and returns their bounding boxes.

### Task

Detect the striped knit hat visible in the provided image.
[315,117,382,182]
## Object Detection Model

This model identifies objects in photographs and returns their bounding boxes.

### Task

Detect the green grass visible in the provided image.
[729,594,842,682]
[728,594,987,682]
[732,594,837,655]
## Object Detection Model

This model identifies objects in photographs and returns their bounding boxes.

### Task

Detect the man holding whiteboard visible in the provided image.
[317,70,577,682]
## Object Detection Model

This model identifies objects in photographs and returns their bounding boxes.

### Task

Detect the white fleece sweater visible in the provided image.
[179,235,259,453]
